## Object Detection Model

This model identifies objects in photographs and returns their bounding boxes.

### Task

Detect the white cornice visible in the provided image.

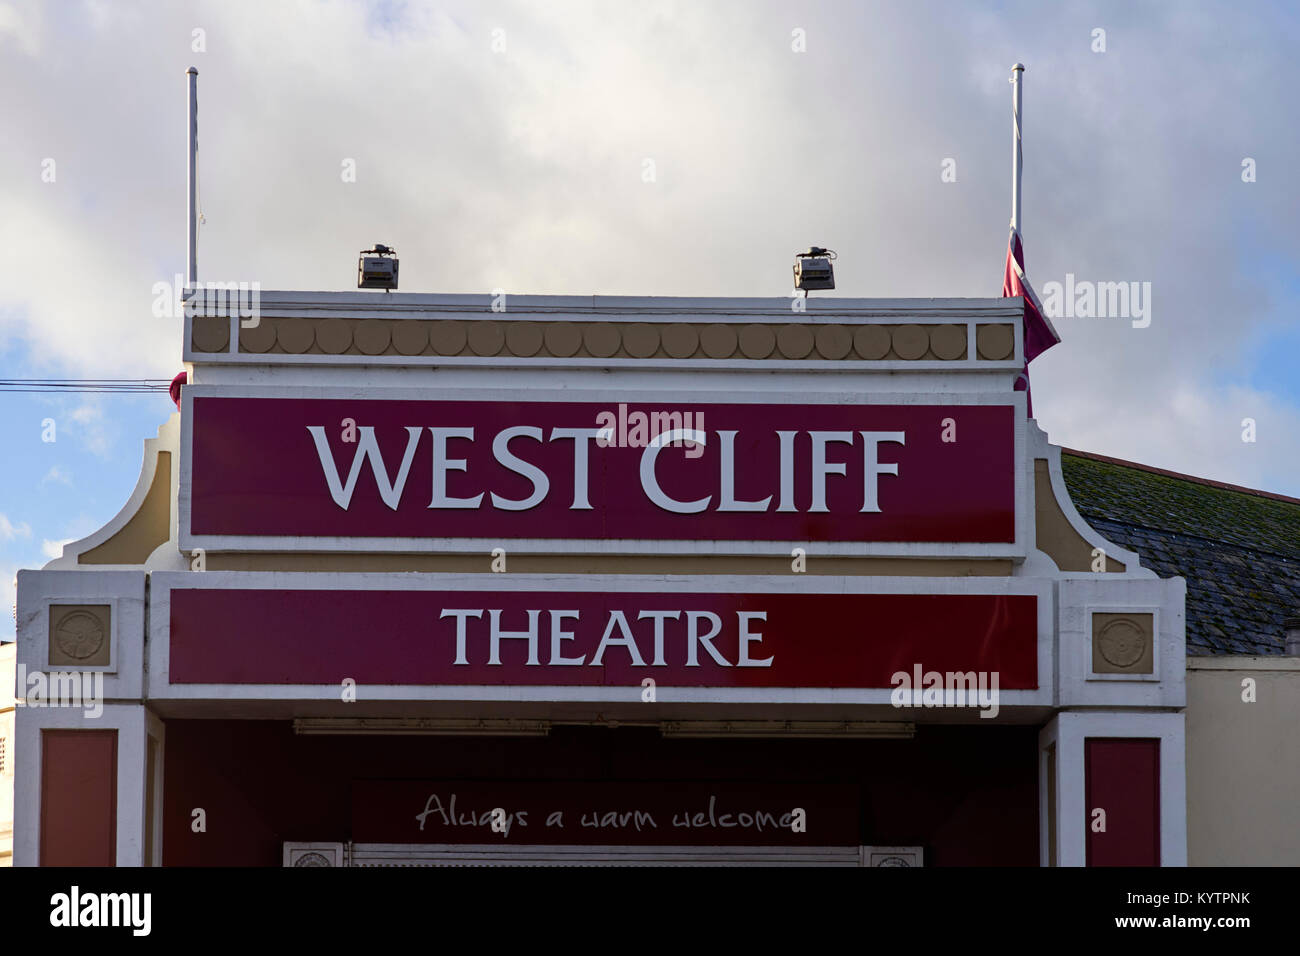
[193,290,1024,321]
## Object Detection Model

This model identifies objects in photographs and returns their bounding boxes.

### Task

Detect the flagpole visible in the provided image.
[1010,63,1023,237]
[187,66,198,291]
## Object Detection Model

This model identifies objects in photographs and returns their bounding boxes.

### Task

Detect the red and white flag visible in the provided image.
[1002,227,1060,416]
[1002,63,1061,417]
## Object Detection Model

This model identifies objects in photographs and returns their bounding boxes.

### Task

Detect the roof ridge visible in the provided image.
[1060,447,1300,506]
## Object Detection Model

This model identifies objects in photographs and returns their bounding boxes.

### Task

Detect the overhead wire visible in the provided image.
[0,379,172,394]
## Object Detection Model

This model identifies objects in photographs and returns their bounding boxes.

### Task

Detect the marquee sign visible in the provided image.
[164,583,1039,690]
[181,394,1017,548]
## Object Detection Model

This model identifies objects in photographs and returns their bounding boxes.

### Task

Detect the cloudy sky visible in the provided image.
[1,0,1297,636]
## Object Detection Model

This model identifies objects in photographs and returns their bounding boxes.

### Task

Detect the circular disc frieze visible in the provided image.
[853,326,890,359]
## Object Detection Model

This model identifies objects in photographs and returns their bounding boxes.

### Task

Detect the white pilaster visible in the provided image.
[1039,710,1186,867]
[14,703,154,866]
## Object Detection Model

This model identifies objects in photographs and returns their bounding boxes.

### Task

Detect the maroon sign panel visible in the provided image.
[351,780,860,846]
[1085,739,1161,866]
[168,588,1038,688]
[187,397,1015,542]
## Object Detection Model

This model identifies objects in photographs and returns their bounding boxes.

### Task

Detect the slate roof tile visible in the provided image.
[1060,450,1300,656]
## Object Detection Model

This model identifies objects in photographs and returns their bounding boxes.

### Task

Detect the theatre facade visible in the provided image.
[14,292,1187,866]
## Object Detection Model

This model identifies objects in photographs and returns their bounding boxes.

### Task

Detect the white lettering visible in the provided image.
[776,430,798,512]
[717,431,772,511]
[308,425,421,510]
[487,609,540,665]
[549,610,585,665]
[589,611,646,666]
[440,609,483,665]
[429,427,483,509]
[490,426,549,510]
[859,431,906,512]
[808,431,853,512]
[736,611,773,666]
[549,427,599,509]
[637,610,680,666]
[640,429,710,513]
[686,611,730,667]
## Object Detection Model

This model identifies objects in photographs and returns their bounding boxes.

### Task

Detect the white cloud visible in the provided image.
[0,514,32,541]
[0,1,41,58]
[67,401,114,457]
[41,465,72,486]
[0,1,1297,495]
[41,537,73,560]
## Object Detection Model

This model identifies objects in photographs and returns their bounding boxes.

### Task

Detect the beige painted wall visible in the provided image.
[1186,657,1300,866]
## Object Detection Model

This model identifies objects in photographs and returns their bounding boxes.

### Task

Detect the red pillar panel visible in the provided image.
[1085,738,1159,866]
[41,729,118,866]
